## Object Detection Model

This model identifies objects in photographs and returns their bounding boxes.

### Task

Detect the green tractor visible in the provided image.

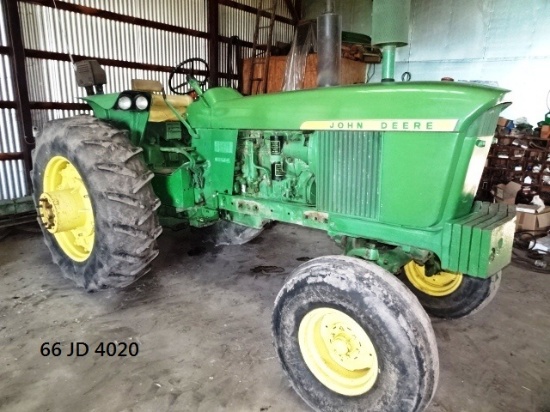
[31,4,515,411]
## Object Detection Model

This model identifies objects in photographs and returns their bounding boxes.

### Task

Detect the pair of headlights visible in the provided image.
[116,94,150,111]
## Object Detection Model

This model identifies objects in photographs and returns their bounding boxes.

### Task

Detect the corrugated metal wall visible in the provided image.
[19,1,210,113]
[0,0,296,201]
[391,0,550,124]
[218,2,294,87]
[0,0,27,200]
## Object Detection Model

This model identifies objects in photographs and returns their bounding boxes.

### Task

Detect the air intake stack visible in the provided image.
[372,0,411,82]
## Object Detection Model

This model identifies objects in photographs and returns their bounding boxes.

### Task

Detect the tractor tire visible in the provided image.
[272,256,439,412]
[402,262,501,319]
[31,116,162,291]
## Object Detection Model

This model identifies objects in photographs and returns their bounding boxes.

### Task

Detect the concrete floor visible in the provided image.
[0,223,549,412]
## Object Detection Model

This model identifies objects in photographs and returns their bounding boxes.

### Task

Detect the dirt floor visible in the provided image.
[0,223,549,412]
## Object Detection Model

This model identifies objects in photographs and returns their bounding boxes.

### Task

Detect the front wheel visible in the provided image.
[402,261,501,319]
[272,256,438,412]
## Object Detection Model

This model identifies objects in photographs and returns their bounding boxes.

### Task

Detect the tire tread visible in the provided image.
[31,115,162,291]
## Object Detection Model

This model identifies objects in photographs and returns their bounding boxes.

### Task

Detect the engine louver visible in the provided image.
[317,131,382,219]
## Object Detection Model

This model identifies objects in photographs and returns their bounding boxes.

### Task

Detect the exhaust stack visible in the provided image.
[317,0,342,87]
[372,0,411,82]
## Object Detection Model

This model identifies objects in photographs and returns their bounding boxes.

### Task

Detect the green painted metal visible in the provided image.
[316,130,381,219]
[152,166,194,212]
[344,237,430,275]
[83,93,149,147]
[0,196,36,229]
[187,82,507,131]
[371,0,410,47]
[83,79,514,279]
[381,45,396,81]
[0,196,35,216]
[193,129,238,205]
[443,202,516,276]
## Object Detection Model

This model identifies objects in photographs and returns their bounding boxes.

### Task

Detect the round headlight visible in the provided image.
[135,95,149,110]
[117,96,132,110]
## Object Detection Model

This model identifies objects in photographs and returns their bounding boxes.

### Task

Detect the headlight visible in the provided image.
[117,96,132,110]
[135,95,149,110]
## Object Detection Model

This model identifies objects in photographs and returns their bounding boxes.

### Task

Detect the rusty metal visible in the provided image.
[0,152,24,161]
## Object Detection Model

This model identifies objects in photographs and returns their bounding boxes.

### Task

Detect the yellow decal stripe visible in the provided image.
[300,119,459,132]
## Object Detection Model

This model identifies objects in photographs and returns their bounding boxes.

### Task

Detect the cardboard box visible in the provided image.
[541,125,550,139]
[516,206,550,234]
[497,117,509,127]
[494,181,521,204]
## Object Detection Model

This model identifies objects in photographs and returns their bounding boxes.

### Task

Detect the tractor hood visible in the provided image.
[186,82,509,133]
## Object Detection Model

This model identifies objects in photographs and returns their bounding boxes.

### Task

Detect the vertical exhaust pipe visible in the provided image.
[317,0,341,87]
[372,0,411,82]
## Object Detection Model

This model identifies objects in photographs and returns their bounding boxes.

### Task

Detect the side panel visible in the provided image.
[193,129,238,206]
[152,167,194,212]
[378,131,460,227]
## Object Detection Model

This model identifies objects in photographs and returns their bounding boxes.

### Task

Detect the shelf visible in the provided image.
[481,132,550,201]
[493,134,550,142]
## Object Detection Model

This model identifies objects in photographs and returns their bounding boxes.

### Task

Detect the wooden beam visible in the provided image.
[25,48,240,79]
[30,102,90,111]
[218,0,294,26]
[19,0,209,39]
[220,35,263,51]
[295,0,302,20]
[26,49,176,73]
[0,101,17,109]
[282,0,299,25]
[208,0,219,87]
[5,0,34,189]
[0,100,87,111]
[0,152,24,161]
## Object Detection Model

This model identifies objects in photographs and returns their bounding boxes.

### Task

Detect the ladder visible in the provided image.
[247,0,278,95]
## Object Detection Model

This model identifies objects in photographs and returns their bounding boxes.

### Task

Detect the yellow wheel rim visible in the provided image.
[404,261,463,297]
[39,156,95,262]
[298,307,378,396]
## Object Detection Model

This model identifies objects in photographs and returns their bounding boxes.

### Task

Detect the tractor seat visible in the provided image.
[131,79,193,122]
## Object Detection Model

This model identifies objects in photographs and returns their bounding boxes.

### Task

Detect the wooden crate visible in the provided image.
[242,53,368,95]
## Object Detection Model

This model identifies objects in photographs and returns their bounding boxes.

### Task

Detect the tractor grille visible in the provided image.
[316,131,382,219]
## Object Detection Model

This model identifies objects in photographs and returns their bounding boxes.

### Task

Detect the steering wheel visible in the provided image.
[168,57,210,95]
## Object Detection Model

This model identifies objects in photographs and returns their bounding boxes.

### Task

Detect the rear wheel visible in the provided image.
[32,116,162,291]
[402,261,501,319]
[272,256,438,412]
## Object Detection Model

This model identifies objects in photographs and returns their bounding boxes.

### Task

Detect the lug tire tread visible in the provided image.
[32,115,162,291]
[272,255,439,412]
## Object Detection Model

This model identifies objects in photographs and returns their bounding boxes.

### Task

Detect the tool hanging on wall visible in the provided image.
[246,0,279,95]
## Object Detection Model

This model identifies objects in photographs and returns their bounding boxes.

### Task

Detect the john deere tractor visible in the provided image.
[31,2,515,411]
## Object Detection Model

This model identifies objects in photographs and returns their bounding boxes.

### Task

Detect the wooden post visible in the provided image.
[208,0,220,87]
